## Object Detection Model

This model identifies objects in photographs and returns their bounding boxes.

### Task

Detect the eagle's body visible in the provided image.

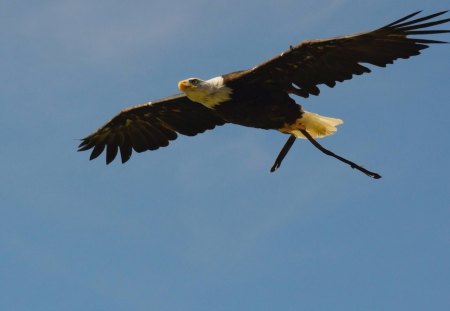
[78,11,449,177]
[186,74,303,130]
[179,74,342,139]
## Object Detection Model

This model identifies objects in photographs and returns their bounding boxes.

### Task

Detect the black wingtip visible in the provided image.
[383,10,450,30]
[89,144,105,161]
[384,10,423,28]
[78,143,91,152]
[121,155,131,164]
[77,138,87,150]
[119,146,132,164]
[106,155,114,165]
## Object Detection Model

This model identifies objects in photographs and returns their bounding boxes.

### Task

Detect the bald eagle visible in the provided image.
[78,11,449,179]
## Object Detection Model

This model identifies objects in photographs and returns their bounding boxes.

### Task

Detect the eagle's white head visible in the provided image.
[178,76,232,108]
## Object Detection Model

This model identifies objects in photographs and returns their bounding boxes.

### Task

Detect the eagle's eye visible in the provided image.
[189,78,200,86]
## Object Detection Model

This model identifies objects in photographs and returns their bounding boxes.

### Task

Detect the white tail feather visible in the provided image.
[282,111,343,139]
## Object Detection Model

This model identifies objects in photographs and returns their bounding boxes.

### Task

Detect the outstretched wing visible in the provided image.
[236,11,450,98]
[78,94,226,164]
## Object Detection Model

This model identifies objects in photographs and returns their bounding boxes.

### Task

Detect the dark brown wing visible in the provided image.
[78,94,226,164]
[233,11,450,98]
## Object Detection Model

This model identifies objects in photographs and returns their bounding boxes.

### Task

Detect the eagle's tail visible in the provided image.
[282,111,343,139]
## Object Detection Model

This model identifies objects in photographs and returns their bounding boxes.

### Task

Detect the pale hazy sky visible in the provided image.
[1,1,449,310]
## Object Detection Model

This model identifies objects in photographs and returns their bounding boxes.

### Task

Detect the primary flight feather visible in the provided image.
[78,11,449,178]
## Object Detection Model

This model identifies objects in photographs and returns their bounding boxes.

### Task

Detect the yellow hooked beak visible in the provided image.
[178,80,190,92]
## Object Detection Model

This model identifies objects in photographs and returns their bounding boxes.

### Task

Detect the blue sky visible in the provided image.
[1,1,449,310]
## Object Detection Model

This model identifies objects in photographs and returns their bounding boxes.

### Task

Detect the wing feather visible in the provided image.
[78,94,226,163]
[106,142,119,165]
[237,11,449,98]
[119,139,133,163]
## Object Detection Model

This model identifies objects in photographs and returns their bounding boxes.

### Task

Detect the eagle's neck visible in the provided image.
[186,76,233,108]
